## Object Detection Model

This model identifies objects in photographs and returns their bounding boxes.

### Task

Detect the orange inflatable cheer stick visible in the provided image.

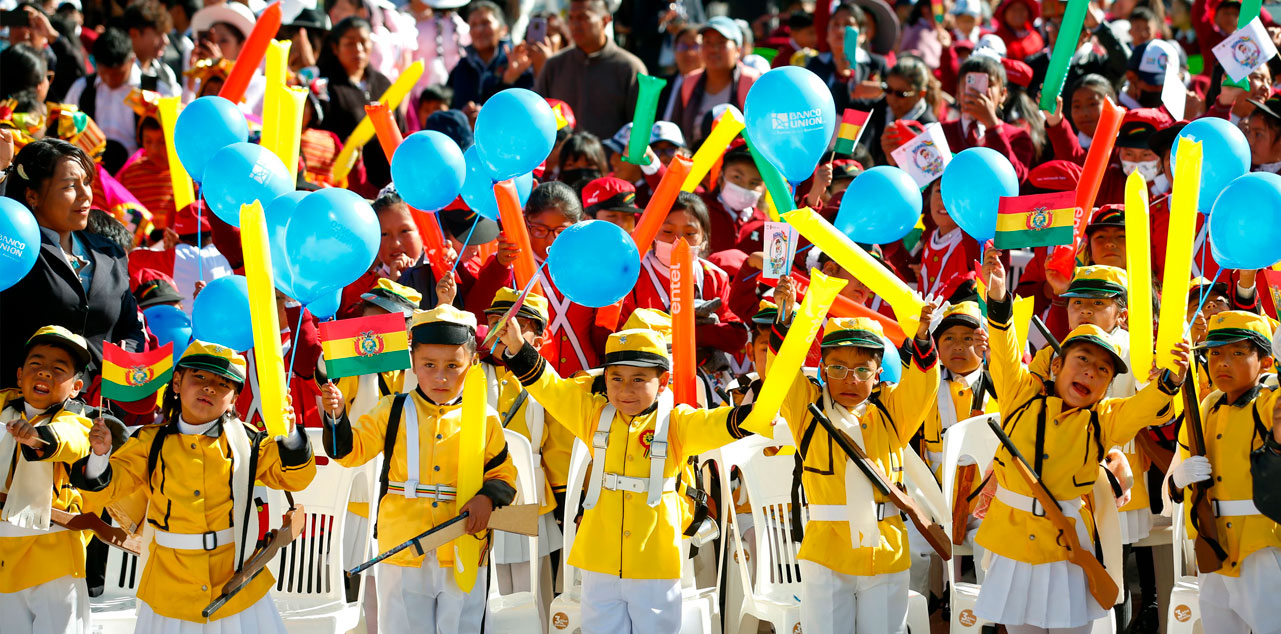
[1046,97,1124,278]
[219,1,281,104]
[496,179,544,296]
[366,102,451,279]
[367,102,403,163]
[633,155,693,257]
[670,238,697,406]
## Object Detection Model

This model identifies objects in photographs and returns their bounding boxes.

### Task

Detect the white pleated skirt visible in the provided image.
[973,553,1109,629]
[134,594,287,634]
[492,513,561,565]
[1118,508,1153,545]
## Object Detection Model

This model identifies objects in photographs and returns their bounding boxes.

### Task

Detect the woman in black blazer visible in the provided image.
[0,139,145,390]
[316,16,398,197]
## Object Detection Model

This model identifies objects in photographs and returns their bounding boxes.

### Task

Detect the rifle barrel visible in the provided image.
[347,512,470,576]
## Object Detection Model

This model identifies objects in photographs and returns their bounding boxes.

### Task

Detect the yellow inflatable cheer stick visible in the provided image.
[740,268,847,438]
[260,39,291,161]
[239,201,287,436]
[1124,170,1155,374]
[681,108,744,192]
[1013,295,1035,355]
[1155,138,1201,372]
[274,85,308,184]
[158,96,195,214]
[454,363,486,592]
[783,206,925,336]
[332,60,424,183]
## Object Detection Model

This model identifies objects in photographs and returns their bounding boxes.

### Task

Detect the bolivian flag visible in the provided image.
[994,191,1078,250]
[319,313,411,379]
[835,109,870,155]
[102,342,173,402]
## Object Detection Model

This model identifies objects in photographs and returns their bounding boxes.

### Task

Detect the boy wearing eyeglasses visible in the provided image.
[771,276,940,634]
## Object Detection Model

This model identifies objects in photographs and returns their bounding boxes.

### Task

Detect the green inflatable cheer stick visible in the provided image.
[625,74,668,165]
[1038,0,1089,112]
[743,129,795,218]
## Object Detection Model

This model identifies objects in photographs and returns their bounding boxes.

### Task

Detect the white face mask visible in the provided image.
[1121,159,1161,183]
[653,238,675,267]
[721,181,763,211]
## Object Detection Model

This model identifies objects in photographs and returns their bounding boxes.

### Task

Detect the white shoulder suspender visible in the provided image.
[582,392,675,510]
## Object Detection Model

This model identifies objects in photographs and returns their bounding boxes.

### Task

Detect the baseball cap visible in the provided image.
[700,16,743,47]
[583,177,643,216]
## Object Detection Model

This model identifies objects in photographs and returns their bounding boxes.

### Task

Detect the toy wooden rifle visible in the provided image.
[1181,377,1227,573]
[202,503,306,618]
[347,503,540,576]
[986,417,1118,609]
[0,492,141,556]
[807,404,952,560]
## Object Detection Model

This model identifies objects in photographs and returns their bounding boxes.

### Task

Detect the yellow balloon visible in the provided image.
[741,268,847,438]
[239,201,287,436]
[1156,138,1201,372]
[261,39,291,161]
[333,61,425,182]
[783,206,925,336]
[158,97,194,213]
[681,109,744,192]
[453,363,486,592]
[1124,170,1155,375]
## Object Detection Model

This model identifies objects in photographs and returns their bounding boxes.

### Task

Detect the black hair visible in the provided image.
[887,55,941,112]
[466,0,505,22]
[0,44,47,102]
[820,345,884,366]
[1002,86,1046,158]
[24,334,87,380]
[526,180,584,222]
[409,331,478,355]
[787,11,815,30]
[122,0,173,34]
[833,2,866,29]
[1129,6,1156,22]
[162,0,201,23]
[317,16,372,77]
[92,27,134,68]
[1216,0,1242,12]
[720,145,757,173]
[160,366,244,426]
[135,114,163,148]
[670,191,711,243]
[372,187,406,215]
[86,208,134,252]
[557,131,608,175]
[417,83,453,104]
[4,138,96,213]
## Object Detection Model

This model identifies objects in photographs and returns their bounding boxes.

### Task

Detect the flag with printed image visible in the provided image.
[102,342,173,402]
[835,109,871,155]
[889,122,952,188]
[1213,16,1279,83]
[319,313,412,379]
[994,191,1078,249]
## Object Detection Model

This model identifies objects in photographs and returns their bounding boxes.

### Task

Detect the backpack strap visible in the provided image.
[236,426,266,571]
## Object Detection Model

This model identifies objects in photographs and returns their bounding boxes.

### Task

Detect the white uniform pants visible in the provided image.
[579,570,681,634]
[0,575,89,634]
[376,552,488,634]
[1004,624,1094,634]
[799,561,909,634]
[1200,546,1281,634]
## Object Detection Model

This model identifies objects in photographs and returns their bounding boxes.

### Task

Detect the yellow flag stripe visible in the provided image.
[995,208,1076,232]
[101,357,172,388]
[321,331,410,361]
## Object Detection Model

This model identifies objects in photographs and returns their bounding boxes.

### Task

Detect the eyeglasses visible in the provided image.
[881,83,918,98]
[676,43,701,53]
[823,364,877,381]
[527,222,570,239]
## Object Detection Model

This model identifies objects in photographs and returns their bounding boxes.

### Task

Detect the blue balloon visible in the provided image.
[1209,173,1281,269]
[940,148,1019,243]
[836,166,923,244]
[743,67,837,183]
[144,305,192,360]
[174,96,249,182]
[201,142,293,227]
[284,188,379,304]
[547,220,640,307]
[391,131,466,211]
[475,88,557,181]
[307,287,343,320]
[264,191,308,298]
[0,198,40,291]
[879,335,902,384]
[460,146,534,220]
[1173,117,1250,213]
[191,275,253,351]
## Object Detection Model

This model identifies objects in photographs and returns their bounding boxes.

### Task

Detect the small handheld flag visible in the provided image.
[835,109,871,156]
[102,342,174,402]
[994,191,1078,249]
[319,313,412,379]
[931,0,945,23]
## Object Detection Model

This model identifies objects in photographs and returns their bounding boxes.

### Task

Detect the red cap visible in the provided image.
[546,98,576,132]
[582,176,643,215]
[172,201,212,236]
[1001,58,1034,88]
[1026,159,1082,192]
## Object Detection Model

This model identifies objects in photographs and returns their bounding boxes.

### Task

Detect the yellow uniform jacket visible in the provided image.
[332,370,405,415]
[0,390,93,593]
[504,342,753,580]
[1175,385,1281,577]
[76,419,316,622]
[323,388,518,569]
[976,297,1178,565]
[780,338,941,577]
[485,362,575,513]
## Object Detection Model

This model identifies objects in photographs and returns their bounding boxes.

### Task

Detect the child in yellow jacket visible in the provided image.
[319,305,518,634]
[975,250,1188,633]
[496,315,756,634]
[76,340,317,631]
[0,326,95,634]
[1166,311,1281,634]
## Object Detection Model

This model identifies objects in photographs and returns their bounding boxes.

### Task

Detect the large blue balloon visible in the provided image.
[264,191,307,298]
[940,148,1019,243]
[460,146,534,220]
[391,131,466,211]
[1173,117,1250,213]
[307,287,343,321]
[743,67,837,183]
[144,305,192,360]
[174,96,249,182]
[191,275,253,351]
[547,220,640,307]
[201,142,293,227]
[0,198,40,291]
[474,88,557,181]
[1209,173,1281,269]
[836,166,923,244]
[284,188,379,304]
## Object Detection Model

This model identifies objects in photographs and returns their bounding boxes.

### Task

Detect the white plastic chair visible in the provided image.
[89,531,142,634]
[940,413,1000,633]
[265,427,375,633]
[1167,503,1203,634]
[487,430,545,634]
[547,439,590,634]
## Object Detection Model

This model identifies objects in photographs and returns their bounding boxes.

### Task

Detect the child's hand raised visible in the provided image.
[772,275,795,319]
[6,418,43,449]
[1167,338,1193,384]
[320,382,344,419]
[982,247,1006,302]
[436,274,457,306]
[499,315,526,356]
[973,327,989,358]
[916,301,939,340]
[89,418,112,456]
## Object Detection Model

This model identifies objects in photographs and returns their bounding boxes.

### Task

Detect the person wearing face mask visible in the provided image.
[554,130,608,193]
[1116,108,1173,197]
[699,146,767,255]
[1121,40,1182,111]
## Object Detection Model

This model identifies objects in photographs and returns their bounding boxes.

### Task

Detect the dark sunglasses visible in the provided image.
[881,83,918,98]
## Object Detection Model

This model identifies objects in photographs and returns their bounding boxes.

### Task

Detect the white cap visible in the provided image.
[973,33,1007,60]
[650,121,687,148]
[191,1,256,38]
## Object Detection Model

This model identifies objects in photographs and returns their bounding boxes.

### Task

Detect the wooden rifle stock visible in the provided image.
[807,404,952,560]
[1181,378,1227,573]
[986,417,1118,609]
[0,493,141,556]
[202,505,306,618]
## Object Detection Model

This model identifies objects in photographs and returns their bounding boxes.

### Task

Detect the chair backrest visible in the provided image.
[499,429,540,598]
[735,440,806,598]
[559,438,592,594]
[99,542,142,601]
[1171,502,1198,579]
[940,413,1000,587]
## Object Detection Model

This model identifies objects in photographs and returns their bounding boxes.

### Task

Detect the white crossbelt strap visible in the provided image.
[0,405,55,530]
[920,229,963,298]
[153,526,235,550]
[526,398,547,505]
[821,388,880,548]
[996,485,1090,547]
[640,252,704,310]
[582,392,675,510]
[224,418,252,570]
[399,396,422,499]
[538,268,592,371]
[482,364,501,412]
[1213,499,1261,517]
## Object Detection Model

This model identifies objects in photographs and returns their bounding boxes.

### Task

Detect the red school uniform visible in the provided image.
[619,251,748,357]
